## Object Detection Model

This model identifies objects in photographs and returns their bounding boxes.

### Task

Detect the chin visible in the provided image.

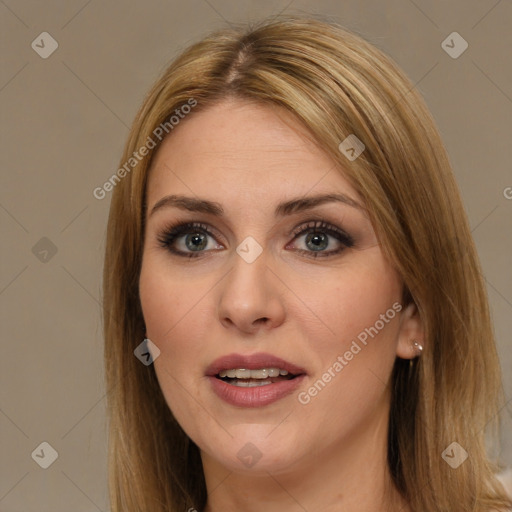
[203,427,307,475]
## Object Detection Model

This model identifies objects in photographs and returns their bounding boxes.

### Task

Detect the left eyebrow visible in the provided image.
[148,192,363,219]
[274,193,363,216]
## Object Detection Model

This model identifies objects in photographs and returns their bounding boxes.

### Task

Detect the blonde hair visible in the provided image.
[102,16,511,511]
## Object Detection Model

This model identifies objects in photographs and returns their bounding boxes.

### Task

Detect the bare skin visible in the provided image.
[139,98,422,511]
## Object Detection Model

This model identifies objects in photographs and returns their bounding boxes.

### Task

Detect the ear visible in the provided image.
[396,302,424,359]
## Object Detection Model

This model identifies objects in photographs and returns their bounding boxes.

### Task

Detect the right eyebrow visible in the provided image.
[149,195,224,217]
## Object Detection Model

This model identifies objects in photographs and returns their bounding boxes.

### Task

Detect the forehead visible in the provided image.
[146,99,360,206]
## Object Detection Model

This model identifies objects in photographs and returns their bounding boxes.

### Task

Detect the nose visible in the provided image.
[217,250,286,334]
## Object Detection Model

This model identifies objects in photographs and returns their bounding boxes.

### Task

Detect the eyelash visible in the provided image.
[156,220,355,259]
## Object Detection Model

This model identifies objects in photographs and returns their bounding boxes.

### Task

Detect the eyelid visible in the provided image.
[289,219,348,237]
[159,221,223,242]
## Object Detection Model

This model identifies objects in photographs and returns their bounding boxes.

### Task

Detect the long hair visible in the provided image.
[102,16,511,511]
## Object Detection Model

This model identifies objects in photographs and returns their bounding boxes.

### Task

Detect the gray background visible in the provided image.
[1,1,511,510]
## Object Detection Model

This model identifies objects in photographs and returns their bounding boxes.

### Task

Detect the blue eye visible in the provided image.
[288,220,354,258]
[157,222,223,258]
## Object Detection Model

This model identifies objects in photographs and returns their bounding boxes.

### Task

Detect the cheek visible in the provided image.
[302,257,402,408]
[139,258,206,384]
[139,257,211,428]
[297,251,402,352]
[139,254,207,342]
[138,252,225,395]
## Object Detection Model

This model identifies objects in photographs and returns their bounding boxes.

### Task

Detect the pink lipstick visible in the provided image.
[205,352,307,408]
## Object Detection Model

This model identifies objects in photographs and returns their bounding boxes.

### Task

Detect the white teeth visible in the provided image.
[218,367,291,379]
[235,369,252,379]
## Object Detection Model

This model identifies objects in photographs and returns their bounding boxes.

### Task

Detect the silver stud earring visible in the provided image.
[413,341,423,356]
[409,340,423,369]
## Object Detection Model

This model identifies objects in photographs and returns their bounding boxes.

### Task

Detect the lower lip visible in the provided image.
[208,375,306,408]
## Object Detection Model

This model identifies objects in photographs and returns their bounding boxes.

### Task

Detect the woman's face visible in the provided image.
[139,98,418,478]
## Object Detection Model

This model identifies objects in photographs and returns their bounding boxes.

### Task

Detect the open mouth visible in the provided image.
[215,368,298,387]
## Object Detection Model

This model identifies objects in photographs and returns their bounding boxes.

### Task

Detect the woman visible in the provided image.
[102,16,512,511]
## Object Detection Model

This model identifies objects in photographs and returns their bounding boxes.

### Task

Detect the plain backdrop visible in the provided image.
[1,0,511,510]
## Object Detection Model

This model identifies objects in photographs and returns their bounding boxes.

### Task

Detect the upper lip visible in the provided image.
[205,352,307,377]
